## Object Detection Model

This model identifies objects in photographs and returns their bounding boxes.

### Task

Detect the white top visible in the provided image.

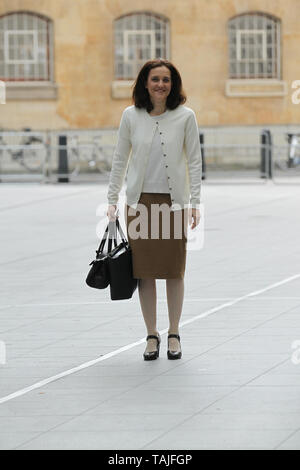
[107,104,202,212]
[142,110,170,193]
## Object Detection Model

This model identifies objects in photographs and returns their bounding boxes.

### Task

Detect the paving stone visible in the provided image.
[0,182,300,449]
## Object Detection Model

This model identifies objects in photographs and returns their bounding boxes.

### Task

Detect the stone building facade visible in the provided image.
[0,0,299,130]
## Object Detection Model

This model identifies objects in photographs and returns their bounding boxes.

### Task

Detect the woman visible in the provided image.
[106,58,202,361]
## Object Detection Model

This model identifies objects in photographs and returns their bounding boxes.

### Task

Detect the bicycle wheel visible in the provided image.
[22,143,46,171]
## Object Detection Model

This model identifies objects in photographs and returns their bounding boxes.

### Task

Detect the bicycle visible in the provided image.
[273,133,300,173]
[286,133,300,168]
[67,134,112,176]
[0,128,46,172]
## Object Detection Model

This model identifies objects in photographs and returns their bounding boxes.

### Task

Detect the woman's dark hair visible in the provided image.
[132,58,187,112]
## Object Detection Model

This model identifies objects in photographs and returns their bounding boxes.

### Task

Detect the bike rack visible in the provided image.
[0,129,115,183]
[197,128,272,183]
[0,128,299,184]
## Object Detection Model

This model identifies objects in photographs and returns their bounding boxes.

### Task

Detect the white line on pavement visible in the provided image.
[0,272,299,405]
[1,294,300,309]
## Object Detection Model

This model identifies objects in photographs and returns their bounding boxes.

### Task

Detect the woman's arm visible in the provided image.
[184,110,202,209]
[107,110,132,206]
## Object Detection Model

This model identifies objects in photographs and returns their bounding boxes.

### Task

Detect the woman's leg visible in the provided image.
[138,278,159,353]
[166,278,184,350]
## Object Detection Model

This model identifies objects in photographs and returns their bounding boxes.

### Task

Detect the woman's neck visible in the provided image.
[149,102,167,116]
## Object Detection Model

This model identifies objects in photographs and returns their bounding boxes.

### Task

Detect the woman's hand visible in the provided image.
[107,204,118,222]
[188,207,201,230]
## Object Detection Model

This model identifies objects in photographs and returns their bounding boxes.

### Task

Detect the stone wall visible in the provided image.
[0,0,299,129]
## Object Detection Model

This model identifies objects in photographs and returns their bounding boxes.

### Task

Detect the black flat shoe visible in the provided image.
[167,334,182,360]
[143,334,161,361]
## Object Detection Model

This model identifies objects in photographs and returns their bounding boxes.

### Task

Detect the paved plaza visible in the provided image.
[0,180,300,450]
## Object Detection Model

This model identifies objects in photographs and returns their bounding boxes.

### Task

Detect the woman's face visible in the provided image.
[145,66,172,104]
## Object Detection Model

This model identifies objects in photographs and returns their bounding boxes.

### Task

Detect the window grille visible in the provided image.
[228,12,281,79]
[114,12,170,80]
[0,12,53,81]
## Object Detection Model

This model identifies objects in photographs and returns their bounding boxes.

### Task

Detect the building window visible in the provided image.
[114,12,170,80]
[228,12,281,79]
[0,11,53,82]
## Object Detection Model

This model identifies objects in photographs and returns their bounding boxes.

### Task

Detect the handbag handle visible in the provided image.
[115,218,128,245]
[107,219,130,259]
[96,223,117,258]
[96,217,129,258]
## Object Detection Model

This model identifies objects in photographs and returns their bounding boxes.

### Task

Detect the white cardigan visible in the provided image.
[142,111,171,193]
[107,104,202,212]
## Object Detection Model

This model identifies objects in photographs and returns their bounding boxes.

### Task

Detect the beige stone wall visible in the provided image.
[0,0,299,129]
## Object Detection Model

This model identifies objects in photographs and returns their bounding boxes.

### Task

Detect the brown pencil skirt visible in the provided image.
[124,192,188,280]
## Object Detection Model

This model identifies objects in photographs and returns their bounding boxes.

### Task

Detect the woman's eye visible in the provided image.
[152,78,170,82]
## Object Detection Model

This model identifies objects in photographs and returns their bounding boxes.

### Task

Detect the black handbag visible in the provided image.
[86,223,117,289]
[86,218,138,301]
[107,218,138,300]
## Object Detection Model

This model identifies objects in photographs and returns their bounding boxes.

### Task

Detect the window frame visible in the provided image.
[0,11,54,83]
[114,11,170,81]
[228,12,281,80]
[4,30,38,64]
[123,30,156,62]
